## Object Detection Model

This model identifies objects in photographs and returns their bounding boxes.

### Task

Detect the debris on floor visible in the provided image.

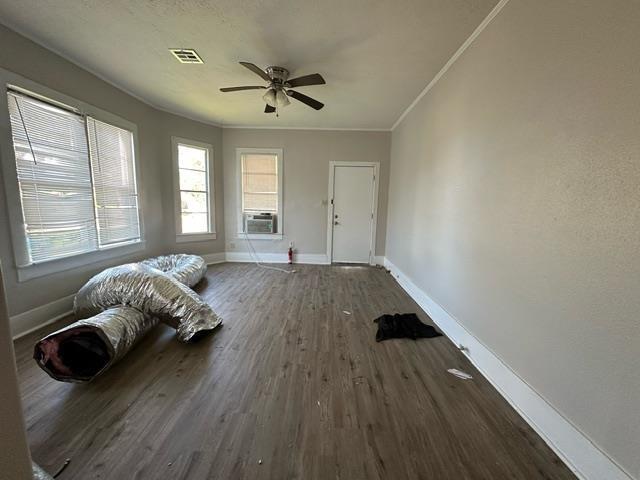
[447,368,473,380]
[373,313,442,342]
[53,458,71,478]
[258,459,263,465]
[342,310,352,315]
[353,376,365,385]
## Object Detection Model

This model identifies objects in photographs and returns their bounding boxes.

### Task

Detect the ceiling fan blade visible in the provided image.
[239,62,272,82]
[264,104,276,113]
[287,90,324,110]
[220,86,266,92]
[287,73,326,88]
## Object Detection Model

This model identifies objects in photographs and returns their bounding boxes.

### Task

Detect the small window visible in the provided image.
[236,148,283,237]
[172,138,215,242]
[6,90,142,266]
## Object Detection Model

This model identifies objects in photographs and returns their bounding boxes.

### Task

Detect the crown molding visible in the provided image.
[2,22,156,110]
[2,0,511,135]
[221,125,390,132]
[0,20,225,129]
[391,0,511,131]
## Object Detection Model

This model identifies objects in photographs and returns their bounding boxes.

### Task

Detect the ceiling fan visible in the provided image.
[220,62,326,114]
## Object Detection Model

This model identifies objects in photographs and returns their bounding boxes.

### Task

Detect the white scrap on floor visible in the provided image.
[342,310,352,315]
[448,368,473,380]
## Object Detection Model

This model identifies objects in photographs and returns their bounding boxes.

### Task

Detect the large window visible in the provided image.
[236,148,283,238]
[6,89,141,267]
[172,137,215,242]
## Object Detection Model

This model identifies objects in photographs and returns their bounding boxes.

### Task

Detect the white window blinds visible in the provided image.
[87,117,141,246]
[7,91,141,266]
[7,91,97,265]
[241,153,278,212]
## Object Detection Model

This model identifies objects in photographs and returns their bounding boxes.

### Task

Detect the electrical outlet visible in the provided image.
[229,242,235,250]
[289,241,294,248]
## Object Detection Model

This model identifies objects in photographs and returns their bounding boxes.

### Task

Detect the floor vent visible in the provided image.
[169,48,204,64]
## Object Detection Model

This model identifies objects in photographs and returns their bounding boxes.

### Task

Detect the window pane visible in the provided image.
[243,154,276,174]
[87,117,141,247]
[243,193,277,212]
[7,91,98,264]
[241,153,278,215]
[179,168,206,192]
[243,171,276,193]
[177,142,212,235]
[181,212,208,233]
[181,191,207,213]
[178,144,206,170]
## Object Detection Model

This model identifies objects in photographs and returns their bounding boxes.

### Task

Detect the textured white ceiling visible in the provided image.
[0,0,498,129]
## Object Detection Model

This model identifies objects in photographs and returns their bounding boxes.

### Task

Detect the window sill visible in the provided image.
[17,240,146,283]
[176,233,217,243]
[236,233,283,240]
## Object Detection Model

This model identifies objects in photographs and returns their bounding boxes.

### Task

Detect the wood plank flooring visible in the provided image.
[14,263,575,479]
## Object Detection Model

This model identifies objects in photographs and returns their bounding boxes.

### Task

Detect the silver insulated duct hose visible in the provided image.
[73,262,221,342]
[33,255,220,383]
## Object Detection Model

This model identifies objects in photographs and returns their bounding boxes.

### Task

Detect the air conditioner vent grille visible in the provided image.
[169,48,204,64]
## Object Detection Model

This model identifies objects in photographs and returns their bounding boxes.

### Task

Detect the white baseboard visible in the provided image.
[383,257,634,480]
[10,254,628,479]
[293,253,330,265]
[202,252,226,265]
[10,294,75,340]
[224,252,330,265]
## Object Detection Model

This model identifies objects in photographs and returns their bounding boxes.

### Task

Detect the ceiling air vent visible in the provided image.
[169,48,204,64]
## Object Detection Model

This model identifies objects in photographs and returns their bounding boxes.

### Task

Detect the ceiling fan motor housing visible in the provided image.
[267,66,289,88]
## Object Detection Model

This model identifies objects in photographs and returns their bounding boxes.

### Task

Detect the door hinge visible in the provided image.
[330,198,334,205]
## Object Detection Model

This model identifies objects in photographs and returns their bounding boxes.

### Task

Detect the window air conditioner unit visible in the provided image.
[244,213,276,234]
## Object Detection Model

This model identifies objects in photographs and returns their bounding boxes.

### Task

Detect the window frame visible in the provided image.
[235,147,284,240]
[171,136,216,243]
[0,68,145,282]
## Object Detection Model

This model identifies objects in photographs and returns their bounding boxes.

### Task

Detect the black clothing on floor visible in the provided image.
[373,313,442,342]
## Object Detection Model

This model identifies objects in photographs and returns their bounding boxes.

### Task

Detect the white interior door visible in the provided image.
[331,165,375,263]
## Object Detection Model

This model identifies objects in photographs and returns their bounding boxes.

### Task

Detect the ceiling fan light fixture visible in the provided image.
[262,88,277,107]
[276,89,290,108]
[224,62,326,114]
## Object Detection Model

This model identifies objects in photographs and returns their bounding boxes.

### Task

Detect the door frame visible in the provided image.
[326,161,379,265]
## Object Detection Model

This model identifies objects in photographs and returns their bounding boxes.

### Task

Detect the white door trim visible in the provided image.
[327,161,379,265]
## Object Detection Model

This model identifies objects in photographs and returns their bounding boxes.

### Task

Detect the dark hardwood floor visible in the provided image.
[14,263,575,479]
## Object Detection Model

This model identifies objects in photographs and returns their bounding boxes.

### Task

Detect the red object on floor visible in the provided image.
[288,247,293,264]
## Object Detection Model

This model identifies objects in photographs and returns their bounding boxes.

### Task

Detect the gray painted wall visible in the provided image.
[222,128,390,258]
[157,112,226,257]
[385,0,640,476]
[0,264,32,478]
[0,24,224,317]
[0,25,391,320]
